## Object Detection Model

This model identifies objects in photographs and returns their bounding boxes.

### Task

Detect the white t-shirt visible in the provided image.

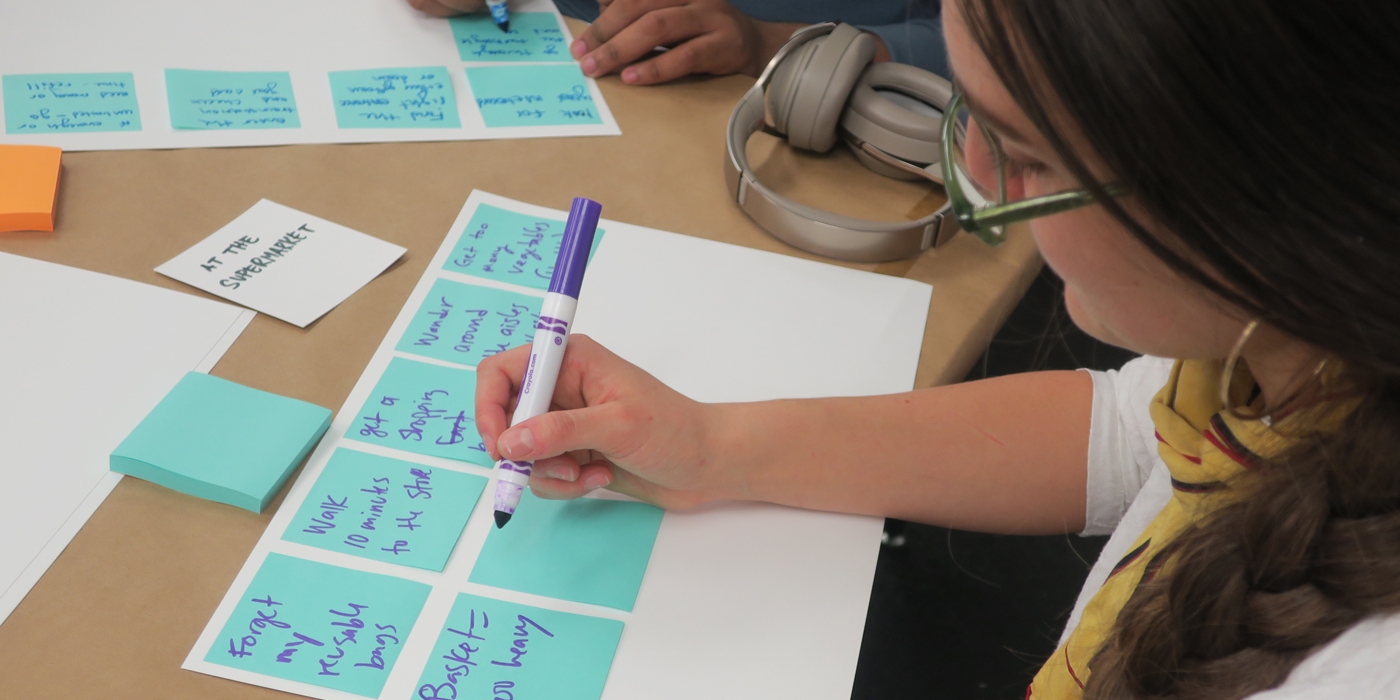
[1070,355,1400,697]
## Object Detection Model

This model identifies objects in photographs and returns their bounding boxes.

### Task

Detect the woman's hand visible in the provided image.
[475,335,740,508]
[571,0,804,85]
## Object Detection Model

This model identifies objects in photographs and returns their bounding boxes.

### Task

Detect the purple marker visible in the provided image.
[492,197,602,528]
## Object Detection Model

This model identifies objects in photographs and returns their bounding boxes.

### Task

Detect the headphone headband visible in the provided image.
[723,24,958,262]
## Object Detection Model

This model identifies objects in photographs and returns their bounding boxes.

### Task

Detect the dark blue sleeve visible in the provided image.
[859,16,949,78]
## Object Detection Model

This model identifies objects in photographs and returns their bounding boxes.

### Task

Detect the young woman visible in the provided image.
[475,0,1400,697]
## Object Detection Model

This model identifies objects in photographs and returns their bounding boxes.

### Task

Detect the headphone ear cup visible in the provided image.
[776,23,875,153]
[840,62,954,175]
[765,38,821,138]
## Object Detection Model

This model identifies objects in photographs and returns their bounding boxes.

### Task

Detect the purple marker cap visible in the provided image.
[547,197,602,299]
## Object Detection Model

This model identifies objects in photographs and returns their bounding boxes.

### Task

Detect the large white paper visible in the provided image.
[184,191,933,700]
[0,0,619,152]
[0,252,255,626]
[156,199,407,327]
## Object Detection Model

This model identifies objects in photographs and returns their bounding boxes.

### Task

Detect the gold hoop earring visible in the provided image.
[1220,319,1260,413]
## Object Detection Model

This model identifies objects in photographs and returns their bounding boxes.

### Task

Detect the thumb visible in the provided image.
[496,403,635,462]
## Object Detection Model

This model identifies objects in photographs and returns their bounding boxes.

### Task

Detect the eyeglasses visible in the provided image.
[941,92,1116,246]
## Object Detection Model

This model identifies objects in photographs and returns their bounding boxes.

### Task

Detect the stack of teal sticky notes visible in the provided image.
[111,372,332,512]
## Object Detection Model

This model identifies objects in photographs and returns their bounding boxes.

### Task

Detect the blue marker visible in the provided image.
[492,197,602,528]
[487,0,510,32]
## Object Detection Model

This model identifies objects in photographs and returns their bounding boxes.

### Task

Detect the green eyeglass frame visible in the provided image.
[941,92,1115,246]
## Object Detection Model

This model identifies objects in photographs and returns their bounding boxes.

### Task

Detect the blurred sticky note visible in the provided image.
[282,448,487,571]
[111,372,331,512]
[466,65,602,127]
[415,593,623,700]
[396,279,540,367]
[469,492,663,611]
[2,72,141,134]
[449,12,569,62]
[441,203,604,290]
[205,553,430,697]
[155,199,406,327]
[351,357,491,466]
[0,145,61,232]
[165,69,300,130]
[327,67,461,129]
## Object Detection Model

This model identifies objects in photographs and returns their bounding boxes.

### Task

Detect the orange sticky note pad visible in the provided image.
[0,144,62,232]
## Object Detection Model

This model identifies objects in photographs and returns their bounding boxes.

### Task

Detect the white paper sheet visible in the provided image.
[0,0,619,152]
[184,191,933,700]
[0,252,255,626]
[156,199,407,327]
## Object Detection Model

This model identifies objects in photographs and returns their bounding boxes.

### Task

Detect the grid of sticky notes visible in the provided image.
[202,200,650,700]
[1,12,600,136]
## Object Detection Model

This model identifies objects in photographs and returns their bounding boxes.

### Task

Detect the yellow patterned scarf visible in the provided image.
[1028,359,1308,699]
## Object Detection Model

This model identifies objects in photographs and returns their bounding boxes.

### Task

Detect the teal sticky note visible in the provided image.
[328,67,461,129]
[396,279,540,367]
[2,73,141,134]
[415,593,623,700]
[111,372,331,512]
[449,12,569,62]
[165,69,300,130]
[441,203,605,290]
[282,448,487,571]
[465,65,603,127]
[469,492,663,611]
[206,553,431,697]
[351,357,491,465]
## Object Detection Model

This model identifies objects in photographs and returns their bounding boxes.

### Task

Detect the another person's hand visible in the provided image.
[405,0,486,18]
[475,335,738,509]
[571,0,805,85]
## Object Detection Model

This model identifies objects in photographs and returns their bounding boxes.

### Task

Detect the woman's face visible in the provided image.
[943,1,1249,361]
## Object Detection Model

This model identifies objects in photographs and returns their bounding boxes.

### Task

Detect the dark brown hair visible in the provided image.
[957,0,1400,697]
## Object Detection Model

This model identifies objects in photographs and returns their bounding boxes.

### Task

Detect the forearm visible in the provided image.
[707,371,1093,535]
[750,20,890,76]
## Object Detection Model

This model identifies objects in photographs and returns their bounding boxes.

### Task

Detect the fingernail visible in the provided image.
[581,56,597,76]
[543,465,576,482]
[499,428,534,458]
[621,67,637,84]
[571,39,586,59]
[583,473,610,490]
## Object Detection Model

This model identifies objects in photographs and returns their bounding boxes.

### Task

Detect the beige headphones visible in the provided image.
[724,22,958,262]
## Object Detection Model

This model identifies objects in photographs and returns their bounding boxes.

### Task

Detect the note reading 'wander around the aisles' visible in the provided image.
[396,278,540,367]
[2,73,141,134]
[465,64,602,128]
[469,492,664,611]
[165,69,300,130]
[449,12,568,62]
[206,553,431,698]
[282,448,487,571]
[328,67,461,129]
[442,203,604,291]
[353,357,491,465]
[415,593,624,700]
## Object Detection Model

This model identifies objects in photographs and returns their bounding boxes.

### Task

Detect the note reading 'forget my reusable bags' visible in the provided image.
[466,64,602,128]
[352,357,491,465]
[327,67,461,129]
[206,553,431,698]
[442,203,604,290]
[469,492,664,611]
[414,593,624,700]
[165,69,300,130]
[449,12,569,62]
[2,73,141,134]
[282,448,487,571]
[396,278,540,367]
